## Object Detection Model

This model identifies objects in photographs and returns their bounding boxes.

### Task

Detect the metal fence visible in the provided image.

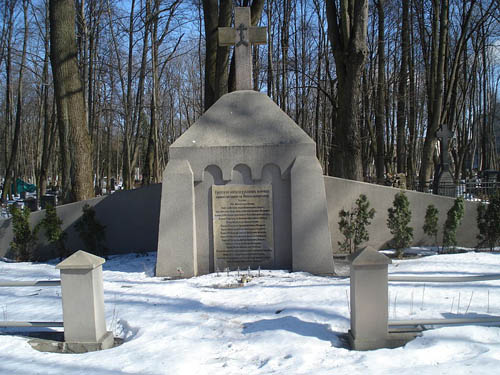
[388,273,500,328]
[412,180,499,201]
[0,280,63,328]
[388,274,500,283]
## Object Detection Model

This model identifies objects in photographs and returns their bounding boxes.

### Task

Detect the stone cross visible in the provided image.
[436,125,453,169]
[218,7,267,90]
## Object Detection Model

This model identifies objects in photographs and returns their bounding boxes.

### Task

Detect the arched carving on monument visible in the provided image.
[231,164,253,184]
[261,163,282,183]
[203,165,224,185]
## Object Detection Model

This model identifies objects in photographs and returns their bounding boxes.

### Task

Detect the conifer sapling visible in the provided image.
[423,204,439,247]
[387,192,413,258]
[9,205,38,261]
[75,204,107,257]
[338,194,375,253]
[477,191,500,251]
[39,204,67,259]
[442,197,465,252]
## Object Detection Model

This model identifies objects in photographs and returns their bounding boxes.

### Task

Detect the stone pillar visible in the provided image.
[156,159,198,278]
[290,155,334,274]
[348,247,391,350]
[56,250,114,352]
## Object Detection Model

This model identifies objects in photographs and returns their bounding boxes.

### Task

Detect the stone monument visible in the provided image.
[156,7,333,278]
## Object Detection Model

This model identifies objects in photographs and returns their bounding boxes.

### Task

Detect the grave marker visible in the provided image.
[24,197,38,212]
[41,195,57,209]
[436,126,453,170]
[436,125,455,196]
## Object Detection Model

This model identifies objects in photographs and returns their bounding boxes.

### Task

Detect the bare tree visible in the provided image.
[38,0,56,197]
[50,0,94,202]
[2,0,28,202]
[326,0,368,181]
[396,0,409,175]
[374,0,385,184]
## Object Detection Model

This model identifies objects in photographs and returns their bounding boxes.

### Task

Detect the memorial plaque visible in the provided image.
[212,185,273,269]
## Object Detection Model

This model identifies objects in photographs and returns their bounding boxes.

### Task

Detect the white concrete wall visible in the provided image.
[324,176,480,252]
[0,184,161,260]
[0,177,482,261]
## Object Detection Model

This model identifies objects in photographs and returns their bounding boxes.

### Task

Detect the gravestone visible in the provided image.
[24,197,38,212]
[156,7,333,278]
[40,195,57,209]
[436,125,455,196]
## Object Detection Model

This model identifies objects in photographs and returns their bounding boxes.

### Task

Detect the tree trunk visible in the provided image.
[419,0,448,189]
[202,0,218,111]
[374,0,386,184]
[215,0,232,99]
[50,0,94,202]
[396,0,409,174]
[39,2,53,198]
[2,0,28,203]
[0,1,14,202]
[406,3,417,189]
[326,0,368,181]
[143,0,161,185]
[266,0,274,99]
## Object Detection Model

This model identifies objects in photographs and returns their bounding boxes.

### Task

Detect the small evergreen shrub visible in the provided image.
[423,204,439,247]
[476,191,500,251]
[75,204,107,257]
[39,204,68,259]
[442,197,465,252]
[338,194,375,253]
[387,192,413,258]
[9,204,38,261]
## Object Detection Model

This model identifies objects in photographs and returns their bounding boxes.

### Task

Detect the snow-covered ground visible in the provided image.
[1,250,500,374]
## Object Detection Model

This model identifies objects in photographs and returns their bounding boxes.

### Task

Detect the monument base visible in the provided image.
[348,330,419,351]
[29,331,115,353]
[437,168,456,197]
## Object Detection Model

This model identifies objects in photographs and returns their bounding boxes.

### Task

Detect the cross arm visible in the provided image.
[249,27,267,45]
[218,27,236,46]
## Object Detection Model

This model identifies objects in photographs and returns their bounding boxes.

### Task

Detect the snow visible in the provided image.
[1,251,500,374]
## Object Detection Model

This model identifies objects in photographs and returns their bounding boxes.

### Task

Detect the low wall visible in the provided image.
[324,176,480,252]
[0,184,161,260]
[0,177,482,261]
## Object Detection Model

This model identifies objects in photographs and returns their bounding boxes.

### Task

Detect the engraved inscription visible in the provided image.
[212,185,273,269]
[236,24,249,47]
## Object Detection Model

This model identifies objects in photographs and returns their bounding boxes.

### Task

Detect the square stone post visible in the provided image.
[348,247,391,350]
[56,250,114,352]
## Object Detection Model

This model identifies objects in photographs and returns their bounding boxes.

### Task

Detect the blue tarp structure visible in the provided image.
[13,178,36,193]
